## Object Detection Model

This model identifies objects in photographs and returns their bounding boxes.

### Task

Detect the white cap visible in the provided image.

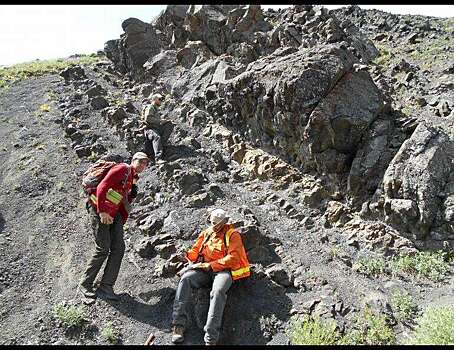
[149,93,164,101]
[209,208,228,226]
[132,151,150,161]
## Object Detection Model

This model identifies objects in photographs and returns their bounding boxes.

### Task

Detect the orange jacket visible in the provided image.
[186,224,251,280]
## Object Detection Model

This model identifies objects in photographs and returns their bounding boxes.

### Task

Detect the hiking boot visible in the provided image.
[80,282,96,299]
[171,325,185,343]
[96,284,120,301]
[205,341,216,346]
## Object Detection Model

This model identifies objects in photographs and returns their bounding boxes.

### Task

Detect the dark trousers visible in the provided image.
[81,205,125,288]
[172,269,233,344]
[144,121,174,161]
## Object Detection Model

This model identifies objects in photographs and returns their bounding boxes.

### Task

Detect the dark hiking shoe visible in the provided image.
[171,325,185,343]
[80,283,96,299]
[96,284,120,301]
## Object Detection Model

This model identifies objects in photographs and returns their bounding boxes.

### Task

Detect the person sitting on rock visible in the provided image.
[138,92,173,165]
[171,209,251,345]
[80,152,149,302]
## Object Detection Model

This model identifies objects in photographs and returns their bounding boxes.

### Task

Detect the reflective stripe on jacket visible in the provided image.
[88,163,135,223]
[186,224,251,281]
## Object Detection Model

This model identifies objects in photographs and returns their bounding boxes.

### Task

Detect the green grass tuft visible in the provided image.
[390,251,450,282]
[341,307,396,345]
[390,290,418,322]
[53,303,87,328]
[411,305,454,345]
[352,256,387,277]
[353,250,453,282]
[288,315,341,345]
[101,322,121,344]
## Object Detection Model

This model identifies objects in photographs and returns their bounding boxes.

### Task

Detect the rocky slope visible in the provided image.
[0,5,453,345]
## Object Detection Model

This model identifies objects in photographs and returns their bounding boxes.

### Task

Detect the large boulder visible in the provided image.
[377,123,452,239]
[347,117,399,203]
[104,18,164,76]
[303,69,385,174]
[216,43,384,178]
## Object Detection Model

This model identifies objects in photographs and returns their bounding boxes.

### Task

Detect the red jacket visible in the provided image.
[88,163,136,223]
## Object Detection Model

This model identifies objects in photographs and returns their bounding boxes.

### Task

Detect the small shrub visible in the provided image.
[289,315,341,345]
[87,151,99,162]
[101,322,121,344]
[390,251,450,281]
[353,256,387,277]
[411,305,454,344]
[341,307,395,345]
[390,290,418,322]
[53,303,87,328]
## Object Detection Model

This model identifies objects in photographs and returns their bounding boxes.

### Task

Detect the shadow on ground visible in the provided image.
[104,286,176,333]
[0,212,4,235]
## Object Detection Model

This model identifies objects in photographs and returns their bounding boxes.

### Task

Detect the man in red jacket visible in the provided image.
[80,152,149,301]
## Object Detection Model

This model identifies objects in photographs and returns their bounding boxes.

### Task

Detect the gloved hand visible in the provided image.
[130,184,138,199]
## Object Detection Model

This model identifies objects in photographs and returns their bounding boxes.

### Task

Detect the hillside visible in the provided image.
[0,5,453,345]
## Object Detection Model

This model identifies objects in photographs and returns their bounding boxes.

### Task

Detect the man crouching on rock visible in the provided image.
[171,209,251,345]
[80,152,149,301]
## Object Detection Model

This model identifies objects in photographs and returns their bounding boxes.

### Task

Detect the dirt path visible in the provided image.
[0,75,92,344]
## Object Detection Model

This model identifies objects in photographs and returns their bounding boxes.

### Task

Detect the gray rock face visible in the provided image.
[143,50,177,76]
[174,170,207,195]
[90,96,109,110]
[347,116,398,203]
[215,43,384,176]
[184,5,233,55]
[104,4,378,82]
[378,123,453,239]
[104,18,164,76]
[304,69,385,174]
[59,66,86,82]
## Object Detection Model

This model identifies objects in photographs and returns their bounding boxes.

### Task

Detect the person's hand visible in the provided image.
[193,262,211,271]
[99,212,113,225]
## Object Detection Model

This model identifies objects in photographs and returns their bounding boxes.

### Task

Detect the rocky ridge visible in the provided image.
[0,4,453,345]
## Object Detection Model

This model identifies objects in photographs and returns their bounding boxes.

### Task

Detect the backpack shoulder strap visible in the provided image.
[119,163,131,187]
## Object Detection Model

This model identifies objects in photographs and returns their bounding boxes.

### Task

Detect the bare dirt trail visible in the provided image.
[0,75,92,344]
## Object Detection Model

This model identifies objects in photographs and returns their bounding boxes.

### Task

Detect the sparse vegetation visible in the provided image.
[0,54,99,91]
[341,307,396,345]
[289,315,341,345]
[289,308,396,345]
[411,305,454,345]
[409,35,451,69]
[87,151,99,162]
[372,44,393,67]
[53,303,87,328]
[354,251,453,282]
[390,251,451,282]
[352,256,387,277]
[101,322,121,344]
[390,290,418,322]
